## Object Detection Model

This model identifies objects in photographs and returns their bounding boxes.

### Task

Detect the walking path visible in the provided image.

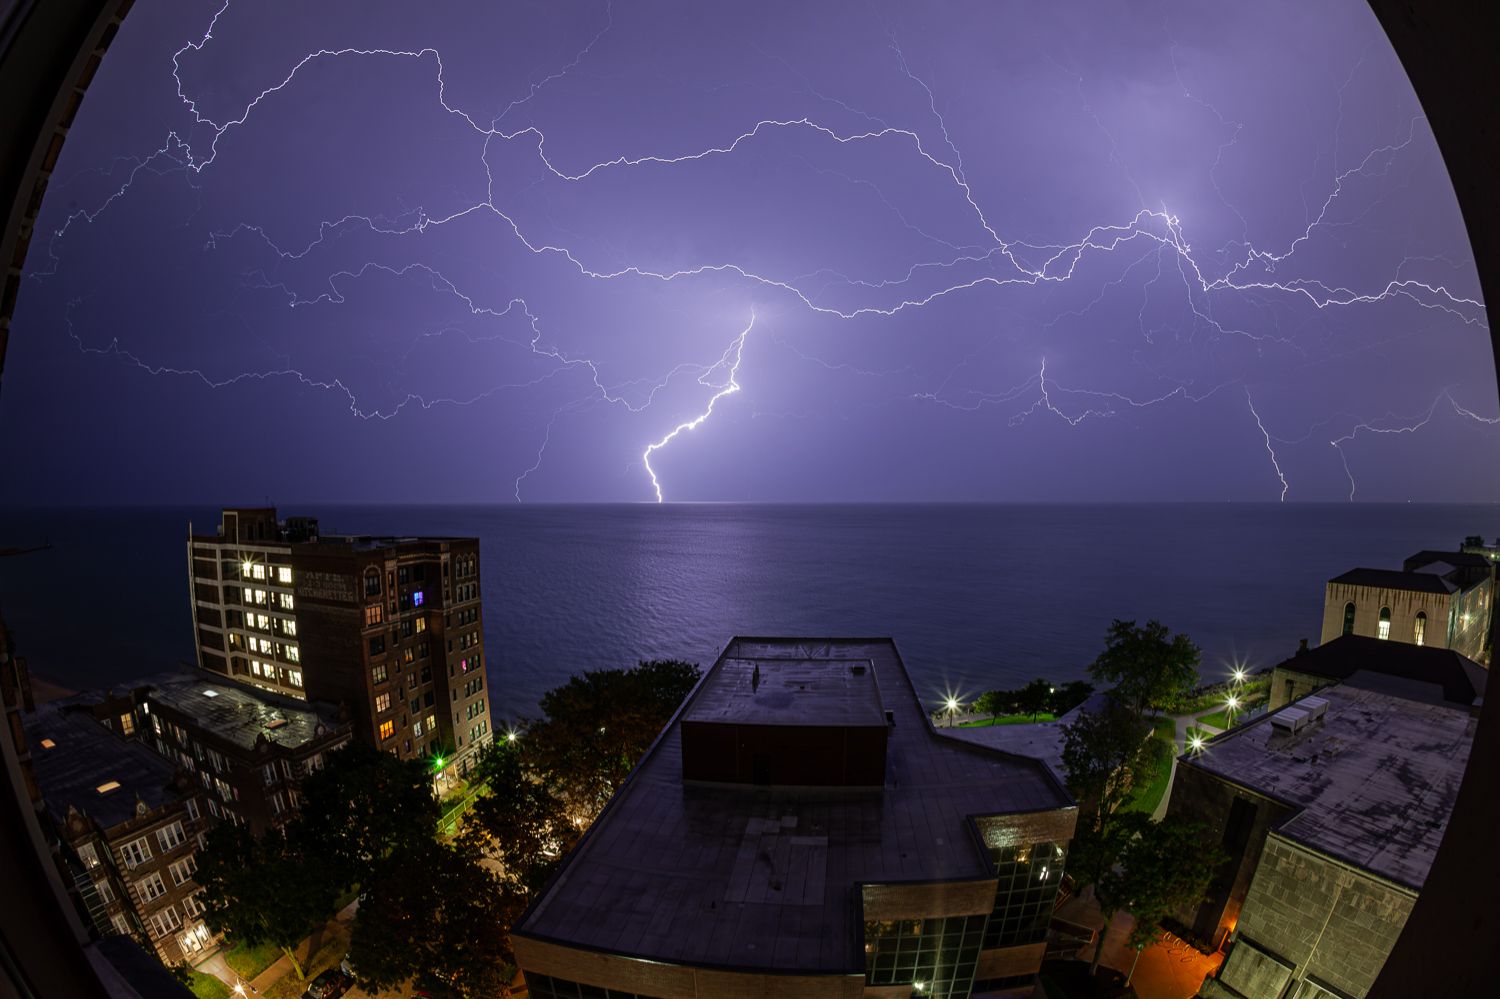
[1059,887,1223,998]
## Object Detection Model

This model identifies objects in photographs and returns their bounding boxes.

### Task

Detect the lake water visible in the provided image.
[1,503,1495,718]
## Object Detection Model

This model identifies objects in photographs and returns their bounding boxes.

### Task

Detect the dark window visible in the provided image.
[369,636,385,655]
[364,570,381,597]
[1342,601,1356,636]
[398,567,409,584]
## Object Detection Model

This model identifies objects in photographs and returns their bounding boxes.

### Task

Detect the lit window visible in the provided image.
[184,892,206,918]
[256,614,269,629]
[277,566,292,585]
[241,561,253,578]
[414,720,424,737]
[279,593,294,610]
[119,714,135,736]
[169,856,197,886]
[251,564,265,580]
[290,670,303,688]
[414,616,426,634]
[365,604,383,627]
[286,645,300,663]
[379,720,395,740]
[376,692,391,713]
[77,843,99,868]
[111,914,130,936]
[96,780,121,795]
[1414,611,1427,646]
[40,738,55,749]
[283,620,296,637]
[412,591,425,607]
[372,664,388,685]
[251,661,262,676]
[1378,607,1392,640]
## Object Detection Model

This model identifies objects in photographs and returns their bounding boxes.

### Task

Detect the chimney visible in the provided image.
[1297,638,1309,655]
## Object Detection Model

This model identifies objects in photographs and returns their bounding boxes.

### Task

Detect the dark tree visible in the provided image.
[1059,701,1158,912]
[1095,814,1225,981]
[1017,678,1052,720]
[1088,619,1200,718]
[461,741,577,894]
[297,743,440,889]
[195,823,335,981]
[523,659,700,823]
[1048,680,1095,716]
[348,838,521,996]
[973,689,1012,722]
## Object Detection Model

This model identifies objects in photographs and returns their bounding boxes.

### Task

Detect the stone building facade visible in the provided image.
[27,701,219,966]
[1206,834,1416,999]
[1318,550,1493,664]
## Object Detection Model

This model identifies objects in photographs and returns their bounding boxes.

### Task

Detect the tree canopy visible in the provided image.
[522,658,700,823]
[194,823,334,981]
[1095,813,1225,980]
[1088,619,1200,718]
[461,741,578,894]
[347,838,522,997]
[296,743,440,888]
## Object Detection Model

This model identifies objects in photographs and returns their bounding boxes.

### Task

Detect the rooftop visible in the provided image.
[1184,684,1475,890]
[682,655,886,728]
[27,701,184,830]
[943,691,1113,785]
[1404,550,1493,572]
[515,637,1073,973]
[1328,568,1455,594]
[1279,635,1486,707]
[135,671,344,752]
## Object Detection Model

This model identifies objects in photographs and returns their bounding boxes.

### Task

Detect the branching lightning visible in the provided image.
[642,314,755,503]
[25,0,1497,501]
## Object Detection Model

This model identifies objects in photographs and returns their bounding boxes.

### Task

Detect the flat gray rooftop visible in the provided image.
[28,701,182,830]
[683,655,885,727]
[944,691,1112,785]
[517,637,1072,973]
[137,672,343,752]
[1185,684,1475,890]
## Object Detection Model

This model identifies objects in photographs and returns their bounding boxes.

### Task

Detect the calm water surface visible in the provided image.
[2,503,1496,717]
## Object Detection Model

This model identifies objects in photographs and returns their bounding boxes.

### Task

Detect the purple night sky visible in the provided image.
[3,0,1494,504]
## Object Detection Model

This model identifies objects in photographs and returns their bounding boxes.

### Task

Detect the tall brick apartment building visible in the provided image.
[187,508,493,786]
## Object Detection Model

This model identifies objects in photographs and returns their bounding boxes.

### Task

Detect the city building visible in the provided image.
[1267,634,1486,711]
[1166,680,1476,998]
[1319,549,1493,663]
[512,637,1077,999]
[187,507,493,785]
[27,698,218,966]
[86,671,351,835]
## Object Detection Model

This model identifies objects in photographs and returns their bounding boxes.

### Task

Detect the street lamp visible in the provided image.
[1225,694,1240,728]
[1232,667,1247,685]
[1189,734,1205,753]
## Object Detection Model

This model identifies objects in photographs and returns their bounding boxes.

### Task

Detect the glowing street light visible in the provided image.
[1232,668,1247,685]
[506,730,518,744]
[1226,695,1240,712]
[1189,734,1205,753]
[944,696,960,713]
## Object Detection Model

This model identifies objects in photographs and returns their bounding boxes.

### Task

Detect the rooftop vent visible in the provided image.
[850,664,867,676]
[1300,696,1329,723]
[265,717,289,730]
[1271,696,1329,735]
[202,690,219,698]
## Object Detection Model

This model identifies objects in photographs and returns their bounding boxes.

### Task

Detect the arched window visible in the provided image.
[1378,606,1392,640]
[1414,611,1427,646]
[364,567,381,597]
[1343,602,1356,636]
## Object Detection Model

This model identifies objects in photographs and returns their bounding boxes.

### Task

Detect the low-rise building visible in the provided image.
[513,637,1077,999]
[27,700,218,966]
[1267,634,1486,711]
[1319,549,1493,663]
[89,672,352,835]
[1166,680,1476,998]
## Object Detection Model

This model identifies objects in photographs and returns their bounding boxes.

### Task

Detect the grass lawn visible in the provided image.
[1123,729,1176,815]
[958,712,1057,727]
[187,971,232,999]
[1151,716,1177,747]
[223,939,281,981]
[1197,709,1241,731]
[1185,725,1213,745]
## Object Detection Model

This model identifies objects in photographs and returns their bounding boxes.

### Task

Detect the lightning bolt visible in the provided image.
[1245,387,1289,502]
[642,313,754,503]
[23,1,1495,502]
[1330,390,1500,500]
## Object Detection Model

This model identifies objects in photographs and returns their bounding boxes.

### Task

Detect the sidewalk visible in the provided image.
[1060,887,1221,999]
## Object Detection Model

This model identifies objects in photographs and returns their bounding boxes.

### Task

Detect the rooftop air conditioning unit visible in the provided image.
[1300,696,1329,723]
[1271,706,1310,734]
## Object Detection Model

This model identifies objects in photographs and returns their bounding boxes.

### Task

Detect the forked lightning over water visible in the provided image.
[26,0,1496,502]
